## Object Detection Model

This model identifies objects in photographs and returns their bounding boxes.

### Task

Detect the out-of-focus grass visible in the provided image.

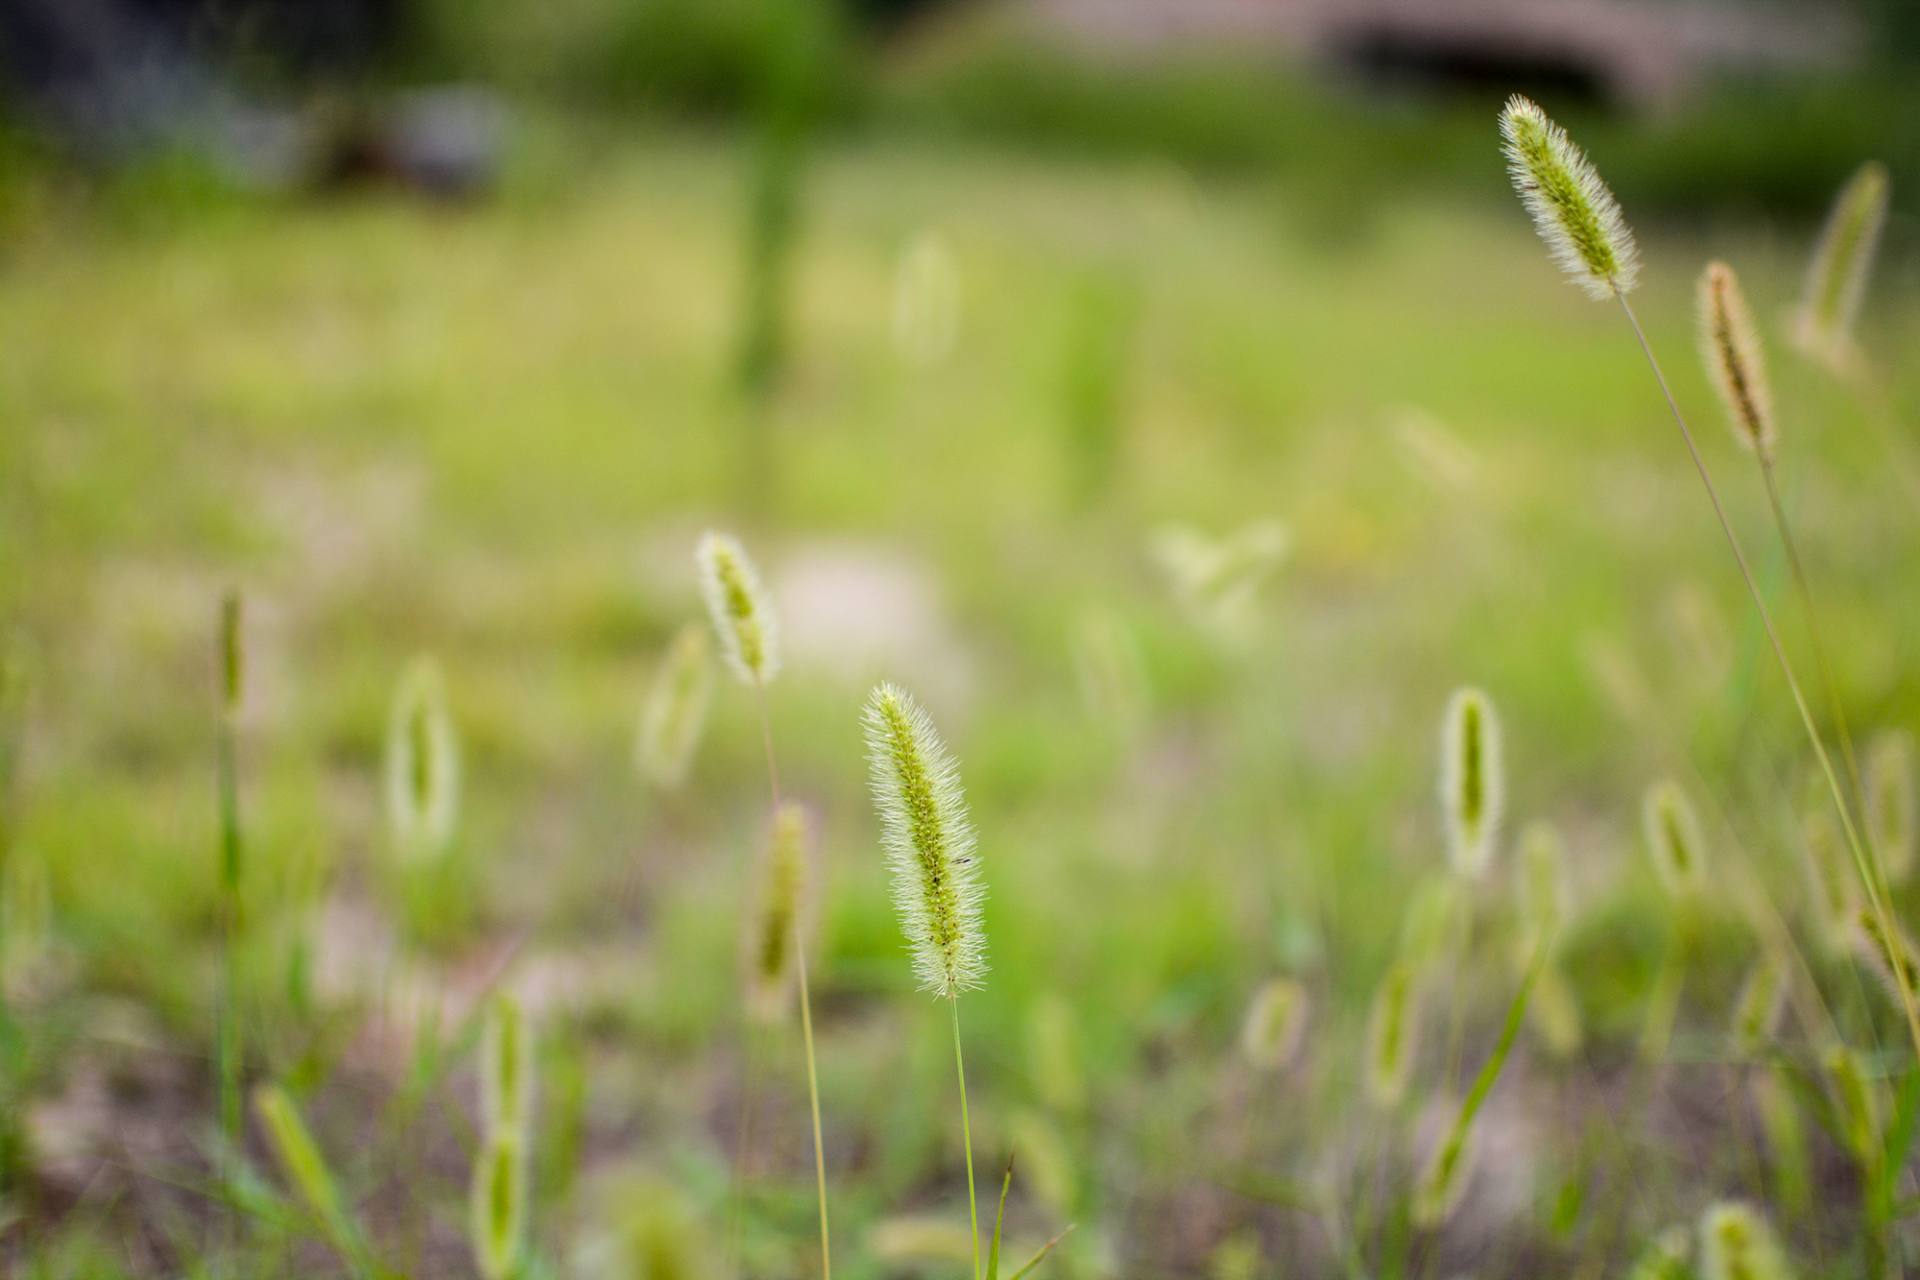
[3,121,1919,1274]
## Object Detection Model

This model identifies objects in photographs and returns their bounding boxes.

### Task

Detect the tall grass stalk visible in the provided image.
[698,531,830,1279]
[864,683,988,1278]
[215,592,245,1155]
[1496,95,1920,1064]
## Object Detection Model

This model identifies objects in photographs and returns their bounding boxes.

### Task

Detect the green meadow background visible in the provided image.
[4,3,1920,1275]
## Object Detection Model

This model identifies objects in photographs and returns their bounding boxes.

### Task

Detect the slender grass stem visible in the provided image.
[1615,293,1920,1064]
[750,683,830,1278]
[952,996,981,1280]
[215,597,244,1173]
[796,947,830,1280]
[1756,459,1866,811]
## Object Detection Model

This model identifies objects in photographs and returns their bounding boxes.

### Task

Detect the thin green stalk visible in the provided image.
[952,996,981,1280]
[1615,294,1920,1065]
[751,684,830,1279]
[1756,459,1866,815]
[216,604,244,1158]
[796,947,830,1280]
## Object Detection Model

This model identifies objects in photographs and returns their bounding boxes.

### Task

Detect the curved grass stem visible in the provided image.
[1615,293,1920,1064]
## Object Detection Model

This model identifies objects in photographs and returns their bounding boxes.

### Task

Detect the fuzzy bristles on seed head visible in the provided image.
[481,993,534,1136]
[1822,1042,1880,1161]
[1440,687,1504,878]
[863,683,986,999]
[1866,728,1916,882]
[636,624,714,790]
[696,531,780,686]
[1697,262,1776,461]
[1850,903,1920,1011]
[385,656,461,861]
[1729,957,1786,1058]
[1642,779,1706,898]
[1499,95,1639,299]
[470,1128,527,1280]
[744,801,813,1021]
[1699,1202,1791,1280]
[1794,162,1889,372]
[1239,977,1309,1071]
[1364,959,1421,1108]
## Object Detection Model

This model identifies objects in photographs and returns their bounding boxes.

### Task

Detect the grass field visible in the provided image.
[3,119,1920,1276]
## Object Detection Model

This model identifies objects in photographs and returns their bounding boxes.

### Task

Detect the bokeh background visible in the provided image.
[2,0,1919,1275]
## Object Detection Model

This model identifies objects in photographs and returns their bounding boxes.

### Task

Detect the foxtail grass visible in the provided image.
[1239,977,1308,1071]
[1497,96,1920,1066]
[1642,780,1707,899]
[1440,687,1503,879]
[384,656,460,863]
[701,532,830,1280]
[1627,1226,1691,1280]
[1791,161,1888,374]
[636,624,714,791]
[1865,729,1915,883]
[1728,956,1786,1059]
[1699,1202,1792,1280]
[471,994,534,1280]
[1364,959,1420,1109]
[863,682,986,1277]
[215,593,245,1159]
[254,1083,367,1272]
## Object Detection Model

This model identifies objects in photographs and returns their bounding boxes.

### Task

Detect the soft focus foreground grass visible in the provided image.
[3,125,1920,1274]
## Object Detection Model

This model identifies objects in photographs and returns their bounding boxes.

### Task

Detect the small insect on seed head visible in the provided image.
[384,656,461,862]
[1239,977,1309,1071]
[696,531,780,687]
[1499,94,1639,300]
[1793,161,1889,373]
[863,683,986,999]
[743,801,813,1022]
[1866,728,1917,883]
[1641,779,1706,899]
[1697,262,1776,462]
[1699,1203,1791,1280]
[1440,687,1504,879]
[636,624,714,790]
[1365,959,1422,1108]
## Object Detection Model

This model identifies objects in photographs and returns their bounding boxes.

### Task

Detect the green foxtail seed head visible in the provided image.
[1641,779,1706,898]
[636,624,713,790]
[697,531,780,686]
[1793,161,1888,371]
[1239,976,1309,1071]
[1701,1202,1793,1280]
[1822,1042,1880,1162]
[1627,1226,1691,1280]
[893,228,961,366]
[863,683,985,998]
[1698,262,1776,462]
[219,590,243,716]
[1729,956,1786,1058]
[1800,804,1855,953]
[1849,902,1920,1011]
[1412,1123,1479,1227]
[1364,959,1421,1108]
[481,992,534,1136]
[1400,874,1469,966]
[384,656,460,861]
[1750,1069,1811,1215]
[744,801,812,1021]
[1440,687,1504,878]
[1529,961,1584,1059]
[1865,728,1916,882]
[471,1128,528,1280]
[1499,95,1639,299]
[254,1084,354,1251]
[1514,821,1569,963]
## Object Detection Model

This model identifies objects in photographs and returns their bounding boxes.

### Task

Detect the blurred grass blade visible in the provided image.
[1007,1224,1077,1280]
[987,1152,1014,1280]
